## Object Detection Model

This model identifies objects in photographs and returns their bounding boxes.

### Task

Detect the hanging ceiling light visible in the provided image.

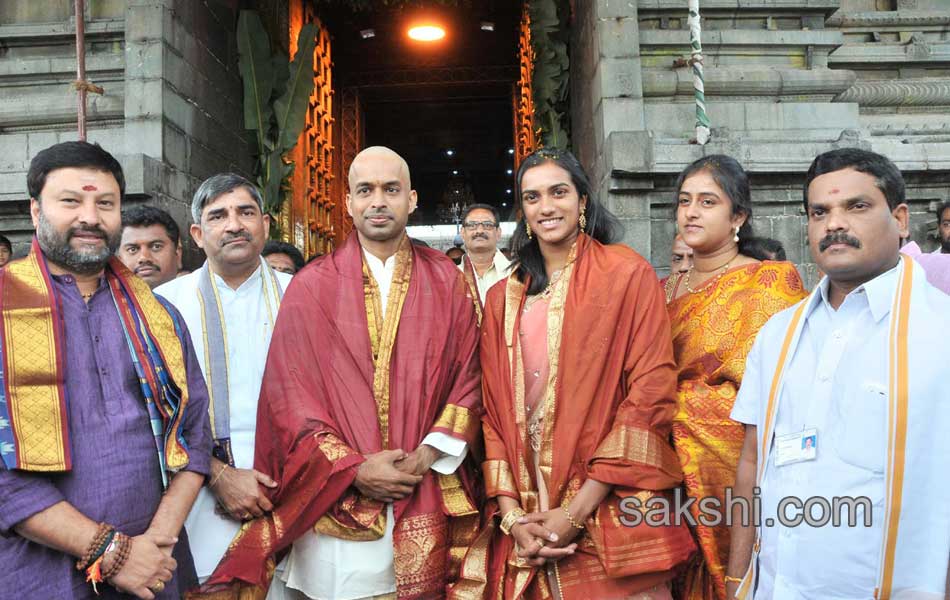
[408,25,446,42]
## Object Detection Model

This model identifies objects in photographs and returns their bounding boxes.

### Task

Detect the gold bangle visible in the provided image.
[499,508,526,536]
[724,576,743,584]
[561,505,584,530]
[209,462,229,487]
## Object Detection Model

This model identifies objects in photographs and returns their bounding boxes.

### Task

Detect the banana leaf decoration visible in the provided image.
[236,11,318,215]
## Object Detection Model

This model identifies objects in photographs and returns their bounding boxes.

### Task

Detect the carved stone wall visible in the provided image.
[571,0,950,285]
[0,0,254,265]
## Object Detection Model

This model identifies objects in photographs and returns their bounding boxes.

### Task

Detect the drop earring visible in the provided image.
[579,205,587,231]
[526,221,533,240]
[733,226,740,243]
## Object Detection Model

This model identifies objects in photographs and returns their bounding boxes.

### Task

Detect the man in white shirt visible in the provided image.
[198,147,482,600]
[458,203,511,305]
[155,173,292,583]
[725,149,950,600]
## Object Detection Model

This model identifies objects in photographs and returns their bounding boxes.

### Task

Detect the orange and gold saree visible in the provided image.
[467,234,696,599]
[665,262,806,600]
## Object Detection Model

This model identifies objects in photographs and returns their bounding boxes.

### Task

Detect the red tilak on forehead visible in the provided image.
[829,188,840,194]
[82,185,98,191]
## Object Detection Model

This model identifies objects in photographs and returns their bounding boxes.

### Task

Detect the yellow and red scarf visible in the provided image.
[0,238,192,483]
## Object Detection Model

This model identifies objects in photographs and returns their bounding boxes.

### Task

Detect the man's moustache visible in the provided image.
[818,232,862,252]
[473,234,489,240]
[67,225,107,240]
[220,233,252,246]
[135,261,159,272]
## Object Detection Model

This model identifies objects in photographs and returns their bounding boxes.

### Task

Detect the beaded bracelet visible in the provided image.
[101,532,132,581]
[76,522,115,571]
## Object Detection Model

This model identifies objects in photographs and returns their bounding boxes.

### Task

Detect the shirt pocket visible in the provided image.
[830,380,887,473]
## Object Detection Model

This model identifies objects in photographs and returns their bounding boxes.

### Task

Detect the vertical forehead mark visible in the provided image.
[82,185,98,191]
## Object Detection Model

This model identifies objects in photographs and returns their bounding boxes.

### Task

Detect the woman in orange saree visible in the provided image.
[469,149,696,600]
[664,156,807,600]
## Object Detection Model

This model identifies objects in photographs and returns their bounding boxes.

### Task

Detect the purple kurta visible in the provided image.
[0,272,212,599]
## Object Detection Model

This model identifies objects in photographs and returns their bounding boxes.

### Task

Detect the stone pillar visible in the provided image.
[571,0,651,256]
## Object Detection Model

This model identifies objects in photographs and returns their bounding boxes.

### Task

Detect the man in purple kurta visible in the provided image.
[0,142,211,599]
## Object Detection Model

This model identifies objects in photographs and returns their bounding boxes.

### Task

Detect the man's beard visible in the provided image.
[942,236,950,254]
[36,211,120,275]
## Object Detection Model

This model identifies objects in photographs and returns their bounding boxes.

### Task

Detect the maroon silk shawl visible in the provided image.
[202,233,482,598]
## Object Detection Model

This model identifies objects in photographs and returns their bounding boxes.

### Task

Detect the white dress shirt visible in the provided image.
[460,250,511,303]
[731,266,901,600]
[269,247,466,600]
[156,264,292,581]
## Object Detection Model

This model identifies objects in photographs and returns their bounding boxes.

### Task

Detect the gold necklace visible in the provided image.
[523,243,578,311]
[684,256,736,294]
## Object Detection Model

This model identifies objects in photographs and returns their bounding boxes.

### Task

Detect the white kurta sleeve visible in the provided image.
[421,432,467,475]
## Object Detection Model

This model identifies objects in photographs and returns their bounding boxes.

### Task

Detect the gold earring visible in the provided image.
[526,221,533,240]
[733,226,740,243]
[579,206,587,231]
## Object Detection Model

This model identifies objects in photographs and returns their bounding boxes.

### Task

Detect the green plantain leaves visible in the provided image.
[236,11,275,153]
[274,23,318,154]
[236,11,320,219]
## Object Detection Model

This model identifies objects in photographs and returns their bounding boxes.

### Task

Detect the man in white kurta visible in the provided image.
[725,149,950,600]
[458,203,511,303]
[156,174,292,582]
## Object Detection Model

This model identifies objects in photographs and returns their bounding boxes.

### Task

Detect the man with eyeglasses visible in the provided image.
[459,203,511,304]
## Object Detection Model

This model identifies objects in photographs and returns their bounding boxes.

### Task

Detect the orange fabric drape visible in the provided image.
[666,262,807,600]
[474,234,696,599]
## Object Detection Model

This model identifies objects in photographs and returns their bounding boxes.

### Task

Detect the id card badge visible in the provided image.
[774,428,818,466]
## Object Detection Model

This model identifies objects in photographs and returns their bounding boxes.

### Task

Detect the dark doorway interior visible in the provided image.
[322,1,522,225]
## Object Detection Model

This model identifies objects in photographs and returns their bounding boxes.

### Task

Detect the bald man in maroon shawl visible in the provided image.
[199,147,482,600]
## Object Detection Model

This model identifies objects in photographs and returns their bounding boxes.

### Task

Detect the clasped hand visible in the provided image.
[210,464,278,521]
[353,445,440,503]
[511,508,580,566]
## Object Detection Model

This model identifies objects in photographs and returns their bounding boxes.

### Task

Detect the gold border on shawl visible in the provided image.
[317,433,357,464]
[432,404,478,441]
[314,512,386,541]
[537,244,576,495]
[482,459,519,497]
[121,266,192,470]
[393,512,447,598]
[592,425,681,474]
[438,472,478,516]
[461,256,483,326]
[362,236,413,449]
[4,253,66,471]
[503,273,535,498]
[877,256,913,600]
[447,518,492,599]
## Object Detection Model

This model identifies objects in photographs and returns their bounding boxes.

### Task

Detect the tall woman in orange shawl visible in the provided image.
[664,156,807,600]
[475,149,695,599]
